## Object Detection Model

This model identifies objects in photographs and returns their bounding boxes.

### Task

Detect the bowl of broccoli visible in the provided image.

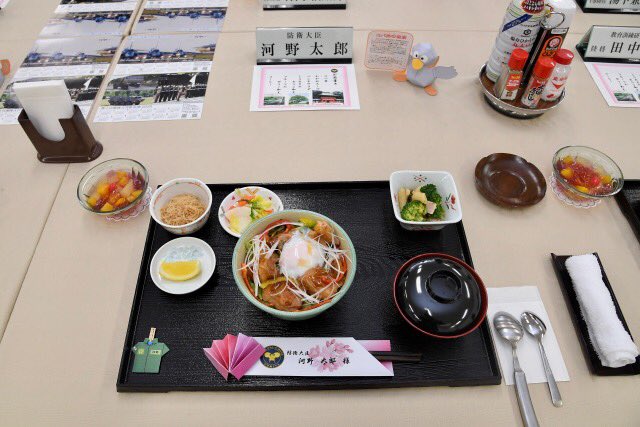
[390,171,462,231]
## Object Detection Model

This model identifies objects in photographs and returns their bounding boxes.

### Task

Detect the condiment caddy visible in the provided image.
[479,64,566,119]
[480,0,577,119]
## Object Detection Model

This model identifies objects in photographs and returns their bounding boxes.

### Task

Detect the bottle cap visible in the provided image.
[522,0,545,14]
[554,49,574,66]
[533,57,556,79]
[508,49,529,70]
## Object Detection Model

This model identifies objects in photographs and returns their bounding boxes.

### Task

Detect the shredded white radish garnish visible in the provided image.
[241,221,350,309]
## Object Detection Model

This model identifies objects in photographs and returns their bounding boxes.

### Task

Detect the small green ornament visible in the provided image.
[132,328,169,374]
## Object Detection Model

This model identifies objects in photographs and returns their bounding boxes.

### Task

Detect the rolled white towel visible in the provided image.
[565,254,639,368]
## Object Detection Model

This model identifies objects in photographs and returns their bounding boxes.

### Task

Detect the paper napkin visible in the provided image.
[203,334,265,380]
[488,286,570,385]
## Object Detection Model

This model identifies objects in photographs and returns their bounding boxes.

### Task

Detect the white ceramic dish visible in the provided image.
[390,170,463,231]
[150,178,212,235]
[217,186,284,238]
[150,237,216,295]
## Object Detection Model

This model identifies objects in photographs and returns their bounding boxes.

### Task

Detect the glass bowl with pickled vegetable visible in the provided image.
[232,210,356,321]
[390,171,462,231]
[77,158,149,217]
[551,146,623,208]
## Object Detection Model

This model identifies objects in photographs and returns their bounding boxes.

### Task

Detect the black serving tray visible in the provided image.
[615,180,640,243]
[117,181,501,392]
[551,253,640,376]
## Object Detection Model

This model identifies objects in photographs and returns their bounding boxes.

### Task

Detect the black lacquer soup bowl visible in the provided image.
[393,253,488,339]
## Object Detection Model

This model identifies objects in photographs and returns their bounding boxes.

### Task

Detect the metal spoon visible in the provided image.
[494,312,540,427]
[522,311,563,407]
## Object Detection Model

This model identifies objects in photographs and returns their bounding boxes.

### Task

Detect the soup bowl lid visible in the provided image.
[393,253,488,338]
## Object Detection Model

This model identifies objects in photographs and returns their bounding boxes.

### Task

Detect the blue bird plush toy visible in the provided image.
[393,43,458,96]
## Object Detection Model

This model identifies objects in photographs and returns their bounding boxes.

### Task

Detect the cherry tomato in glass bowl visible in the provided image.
[552,146,623,207]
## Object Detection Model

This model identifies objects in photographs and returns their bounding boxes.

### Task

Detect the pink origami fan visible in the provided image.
[203,334,265,380]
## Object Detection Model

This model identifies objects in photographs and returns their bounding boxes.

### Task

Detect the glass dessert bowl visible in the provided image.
[551,146,623,208]
[77,158,149,217]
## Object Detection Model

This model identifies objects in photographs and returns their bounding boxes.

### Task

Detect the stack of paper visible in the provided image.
[94,33,218,122]
[40,0,140,38]
[203,334,265,380]
[132,0,229,35]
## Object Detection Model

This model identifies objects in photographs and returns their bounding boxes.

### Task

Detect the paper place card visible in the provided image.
[586,62,640,107]
[488,286,570,386]
[250,63,360,111]
[244,337,393,377]
[365,31,413,71]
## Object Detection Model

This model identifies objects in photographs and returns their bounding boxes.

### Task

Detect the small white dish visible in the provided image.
[390,170,463,231]
[150,237,216,295]
[217,186,284,238]
[150,178,212,235]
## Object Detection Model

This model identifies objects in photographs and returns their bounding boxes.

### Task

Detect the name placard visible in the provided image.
[256,27,353,64]
[262,0,346,10]
[578,0,640,13]
[578,26,640,62]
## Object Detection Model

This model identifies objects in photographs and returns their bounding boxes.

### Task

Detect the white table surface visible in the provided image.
[0,2,639,425]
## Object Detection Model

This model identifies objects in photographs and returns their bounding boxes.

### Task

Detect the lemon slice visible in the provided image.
[159,260,201,281]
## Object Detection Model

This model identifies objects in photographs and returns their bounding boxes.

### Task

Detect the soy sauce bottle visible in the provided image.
[485,0,547,82]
